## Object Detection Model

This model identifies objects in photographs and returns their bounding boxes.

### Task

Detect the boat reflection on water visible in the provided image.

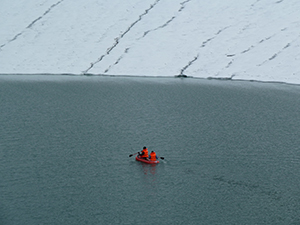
[139,163,159,192]
[141,163,157,175]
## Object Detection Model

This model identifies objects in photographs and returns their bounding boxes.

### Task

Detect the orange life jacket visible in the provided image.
[141,148,149,158]
[149,151,157,161]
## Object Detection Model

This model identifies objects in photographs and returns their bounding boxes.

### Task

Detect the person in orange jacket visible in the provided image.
[149,151,158,161]
[138,146,149,160]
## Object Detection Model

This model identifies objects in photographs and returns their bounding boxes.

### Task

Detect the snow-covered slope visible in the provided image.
[0,0,300,84]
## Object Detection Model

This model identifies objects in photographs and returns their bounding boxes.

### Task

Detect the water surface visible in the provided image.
[1,75,300,224]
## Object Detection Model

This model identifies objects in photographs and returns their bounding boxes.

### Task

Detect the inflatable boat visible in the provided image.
[135,155,159,164]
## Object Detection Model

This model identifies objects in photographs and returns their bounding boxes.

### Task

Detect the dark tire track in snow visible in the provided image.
[217,26,294,75]
[226,27,298,69]
[141,16,176,38]
[179,54,199,76]
[257,37,297,67]
[218,0,290,74]
[82,0,161,74]
[104,48,130,73]
[0,0,64,51]
[104,0,192,74]
[179,26,230,76]
[141,0,192,38]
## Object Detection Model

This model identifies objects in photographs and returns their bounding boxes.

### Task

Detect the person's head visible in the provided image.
[151,151,154,153]
[143,146,146,149]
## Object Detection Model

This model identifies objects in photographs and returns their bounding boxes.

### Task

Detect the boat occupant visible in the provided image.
[138,146,149,160]
[149,151,158,161]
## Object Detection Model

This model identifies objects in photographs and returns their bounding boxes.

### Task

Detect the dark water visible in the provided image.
[1,75,300,224]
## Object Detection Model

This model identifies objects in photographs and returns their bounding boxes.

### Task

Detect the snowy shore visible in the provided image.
[1,0,300,84]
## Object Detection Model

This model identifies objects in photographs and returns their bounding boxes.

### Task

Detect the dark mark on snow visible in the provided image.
[258,42,292,66]
[103,0,193,74]
[241,46,253,54]
[104,48,129,73]
[201,27,230,48]
[139,0,192,39]
[201,38,212,47]
[251,0,262,7]
[283,43,290,49]
[240,34,274,55]
[142,16,176,38]
[179,26,230,75]
[269,53,277,60]
[82,0,161,74]
[178,0,192,12]
[179,54,199,75]
[226,59,234,68]
[0,0,64,51]
[175,74,189,78]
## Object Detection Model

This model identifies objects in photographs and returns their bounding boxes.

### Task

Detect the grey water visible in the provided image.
[1,75,300,225]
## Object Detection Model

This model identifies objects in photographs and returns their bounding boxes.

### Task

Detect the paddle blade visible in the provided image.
[160,157,164,160]
[129,152,139,157]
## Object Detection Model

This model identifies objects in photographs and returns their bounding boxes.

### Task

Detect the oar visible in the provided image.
[158,157,164,160]
[129,152,139,157]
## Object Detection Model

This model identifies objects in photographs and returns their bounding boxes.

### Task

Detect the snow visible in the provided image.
[0,0,300,84]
